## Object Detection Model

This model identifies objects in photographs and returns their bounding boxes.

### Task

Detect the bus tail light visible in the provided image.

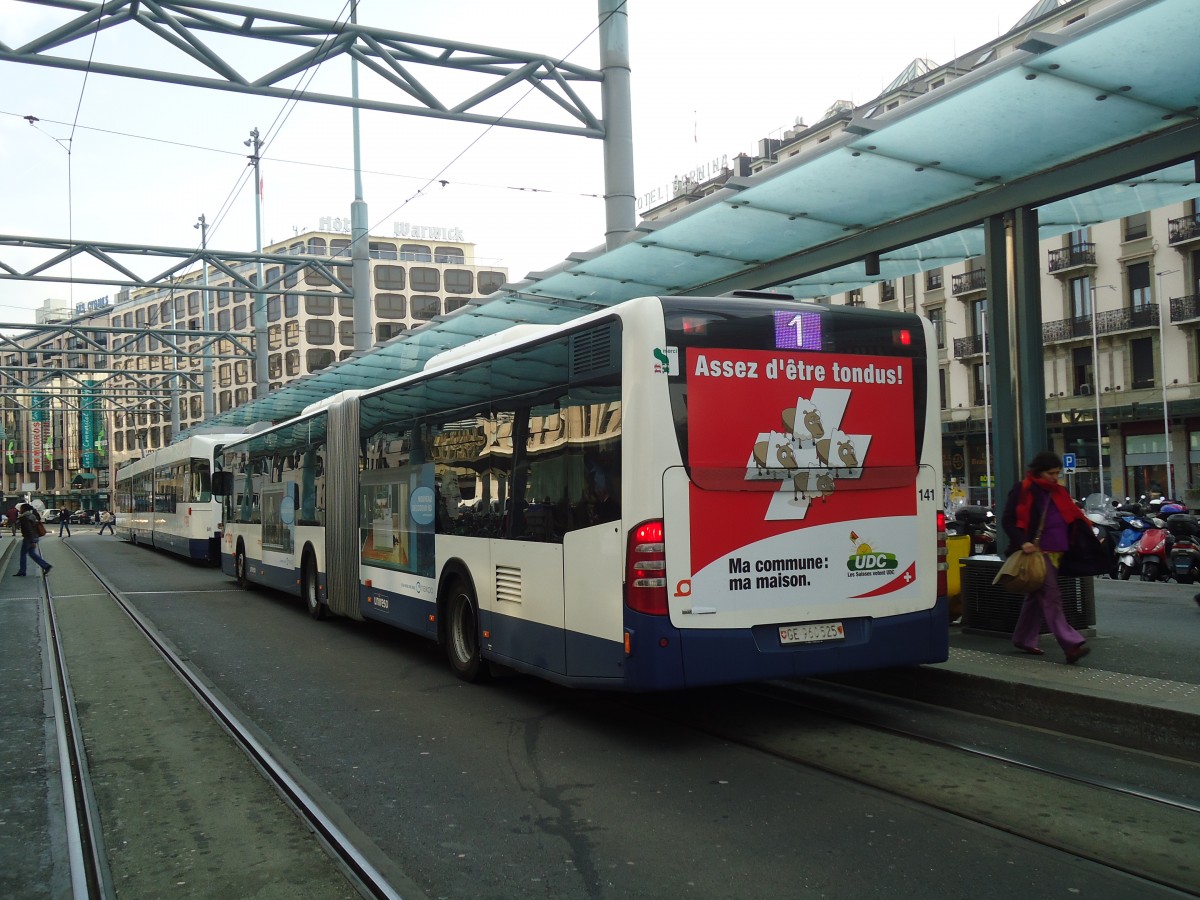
[625,519,668,615]
[936,510,948,597]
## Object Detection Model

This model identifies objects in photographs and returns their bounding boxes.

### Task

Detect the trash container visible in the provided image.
[960,555,1095,636]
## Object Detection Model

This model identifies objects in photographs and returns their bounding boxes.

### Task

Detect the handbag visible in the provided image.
[993,548,1047,593]
[993,502,1047,593]
[35,520,47,537]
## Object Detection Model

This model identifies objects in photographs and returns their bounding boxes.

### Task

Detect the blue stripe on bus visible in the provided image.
[622,597,950,690]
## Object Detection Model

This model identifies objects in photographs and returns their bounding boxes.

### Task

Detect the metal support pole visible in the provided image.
[169,278,181,441]
[598,0,635,250]
[984,214,1018,497]
[195,213,215,419]
[246,127,269,400]
[350,0,372,353]
[1089,284,1104,497]
[1012,208,1046,469]
[1157,268,1178,498]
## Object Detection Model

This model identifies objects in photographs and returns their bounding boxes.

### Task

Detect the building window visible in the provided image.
[189,396,202,418]
[218,364,232,388]
[269,353,283,379]
[307,237,326,256]
[434,246,465,263]
[338,296,354,317]
[306,319,334,345]
[339,321,354,346]
[146,304,158,326]
[268,324,282,351]
[928,307,945,349]
[233,305,248,330]
[284,265,298,289]
[305,293,334,316]
[284,294,298,318]
[1070,276,1092,319]
[267,295,281,321]
[412,295,441,320]
[235,388,249,406]
[375,293,406,319]
[445,296,469,313]
[331,239,351,259]
[1130,337,1154,388]
[376,323,406,342]
[972,363,986,406]
[400,243,431,261]
[938,368,947,409]
[374,265,405,291]
[369,241,397,260]
[285,350,301,376]
[478,271,506,294]
[1073,346,1094,396]
[285,321,300,347]
[187,291,200,315]
[1128,262,1151,309]
[219,391,232,412]
[307,349,335,372]
[880,282,896,303]
[235,361,249,384]
[217,288,231,307]
[926,269,943,291]
[1124,212,1148,241]
[445,269,473,293]
[411,267,440,292]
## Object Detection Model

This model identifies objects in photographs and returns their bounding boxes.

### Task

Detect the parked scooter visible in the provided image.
[953,505,996,556]
[1083,494,1122,578]
[1166,513,1200,585]
[1136,522,1175,582]
[1113,512,1153,580]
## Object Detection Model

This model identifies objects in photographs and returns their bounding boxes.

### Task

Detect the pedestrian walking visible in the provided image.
[97,509,115,535]
[15,503,52,577]
[59,510,72,538]
[7,505,17,537]
[1000,451,1105,664]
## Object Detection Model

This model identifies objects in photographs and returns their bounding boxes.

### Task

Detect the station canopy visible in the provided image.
[198,0,1199,434]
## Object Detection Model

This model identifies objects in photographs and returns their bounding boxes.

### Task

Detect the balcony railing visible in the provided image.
[1170,294,1200,322]
[1167,213,1200,245]
[1047,243,1097,272]
[952,334,983,357]
[951,269,987,295]
[1041,304,1160,343]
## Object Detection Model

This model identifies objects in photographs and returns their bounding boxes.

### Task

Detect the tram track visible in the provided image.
[50,540,403,900]
[628,679,1200,896]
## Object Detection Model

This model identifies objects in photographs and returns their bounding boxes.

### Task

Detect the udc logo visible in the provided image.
[846,530,898,576]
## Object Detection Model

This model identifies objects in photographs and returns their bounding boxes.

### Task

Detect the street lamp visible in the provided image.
[1156,268,1179,498]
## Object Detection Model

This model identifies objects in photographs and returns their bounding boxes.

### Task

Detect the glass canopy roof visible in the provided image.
[200,0,1199,433]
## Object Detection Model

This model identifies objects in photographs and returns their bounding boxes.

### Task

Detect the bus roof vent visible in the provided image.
[569,323,618,380]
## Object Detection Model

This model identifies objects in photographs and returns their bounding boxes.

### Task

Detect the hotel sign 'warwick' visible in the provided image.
[317,216,465,243]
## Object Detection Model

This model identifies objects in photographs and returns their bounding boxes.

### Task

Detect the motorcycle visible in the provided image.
[1083,494,1121,577]
[953,505,996,556]
[1166,514,1200,585]
[1136,523,1174,582]
[1113,513,1153,580]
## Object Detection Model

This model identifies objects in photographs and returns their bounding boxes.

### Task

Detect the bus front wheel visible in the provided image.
[445,580,489,683]
[303,555,326,620]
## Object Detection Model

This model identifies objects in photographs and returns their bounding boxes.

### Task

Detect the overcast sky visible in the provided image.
[0,0,1044,324]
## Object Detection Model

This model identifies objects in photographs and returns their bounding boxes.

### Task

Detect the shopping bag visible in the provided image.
[993,550,1046,593]
[35,520,48,537]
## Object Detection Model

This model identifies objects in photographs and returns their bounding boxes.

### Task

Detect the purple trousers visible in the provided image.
[1011,554,1085,652]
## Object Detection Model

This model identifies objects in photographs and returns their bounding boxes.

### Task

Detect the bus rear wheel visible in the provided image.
[445,580,489,683]
[303,555,326,620]
[235,546,249,589]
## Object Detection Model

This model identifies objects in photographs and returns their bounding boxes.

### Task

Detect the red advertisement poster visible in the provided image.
[685,346,918,597]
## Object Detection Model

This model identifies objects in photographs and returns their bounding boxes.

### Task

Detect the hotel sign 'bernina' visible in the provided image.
[317,216,465,243]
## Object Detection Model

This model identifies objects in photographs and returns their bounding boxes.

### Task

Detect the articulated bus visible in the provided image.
[115,434,244,563]
[212,294,948,690]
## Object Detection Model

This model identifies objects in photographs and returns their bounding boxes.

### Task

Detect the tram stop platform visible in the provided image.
[1,532,1199,893]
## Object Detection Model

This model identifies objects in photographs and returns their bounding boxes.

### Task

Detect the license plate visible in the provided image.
[779,621,845,645]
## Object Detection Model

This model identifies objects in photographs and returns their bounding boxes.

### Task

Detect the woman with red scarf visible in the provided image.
[1000,451,1091,663]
